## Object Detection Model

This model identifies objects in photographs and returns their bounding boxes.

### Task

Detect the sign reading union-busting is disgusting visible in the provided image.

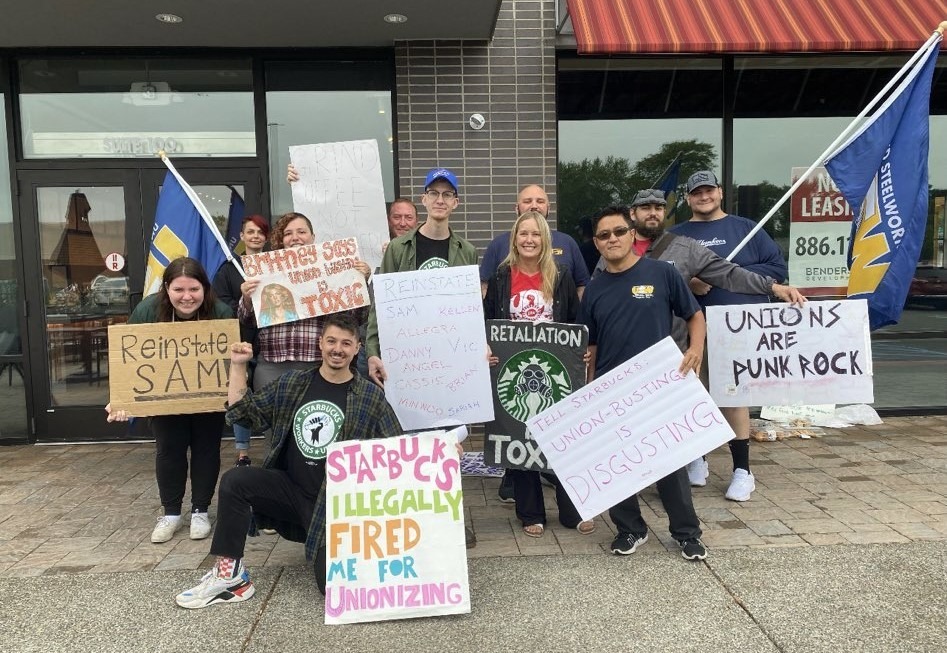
[108,319,240,417]
[484,320,588,471]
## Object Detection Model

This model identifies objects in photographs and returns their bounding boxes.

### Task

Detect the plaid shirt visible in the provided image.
[239,298,366,363]
[226,369,402,561]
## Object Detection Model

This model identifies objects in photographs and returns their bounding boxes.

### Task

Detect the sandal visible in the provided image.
[523,523,545,538]
[577,520,596,535]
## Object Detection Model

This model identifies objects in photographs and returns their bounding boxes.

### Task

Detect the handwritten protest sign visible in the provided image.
[484,320,588,471]
[526,337,735,521]
[242,239,370,325]
[760,404,835,422]
[789,166,854,295]
[374,266,493,430]
[108,319,239,417]
[289,140,388,271]
[706,299,874,407]
[324,431,470,624]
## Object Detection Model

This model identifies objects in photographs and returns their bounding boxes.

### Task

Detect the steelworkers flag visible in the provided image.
[824,35,941,330]
[143,156,236,296]
[655,152,682,219]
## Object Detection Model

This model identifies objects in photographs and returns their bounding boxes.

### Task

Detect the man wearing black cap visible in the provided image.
[364,167,478,548]
[670,171,794,502]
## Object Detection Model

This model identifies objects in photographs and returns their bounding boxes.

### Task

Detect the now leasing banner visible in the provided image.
[242,239,370,326]
[374,266,493,430]
[484,320,588,471]
[526,338,736,522]
[324,432,470,625]
[706,299,874,407]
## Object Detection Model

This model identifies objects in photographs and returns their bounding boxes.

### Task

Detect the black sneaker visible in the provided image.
[235,455,252,467]
[497,471,515,503]
[610,532,647,555]
[678,538,707,560]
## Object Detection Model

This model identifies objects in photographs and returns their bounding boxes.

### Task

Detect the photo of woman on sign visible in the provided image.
[257,283,299,327]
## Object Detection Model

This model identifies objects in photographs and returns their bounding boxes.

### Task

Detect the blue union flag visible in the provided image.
[824,37,940,330]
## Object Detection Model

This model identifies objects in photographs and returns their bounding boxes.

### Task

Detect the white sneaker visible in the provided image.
[686,458,709,487]
[725,469,756,502]
[151,515,182,543]
[175,560,255,609]
[190,512,211,540]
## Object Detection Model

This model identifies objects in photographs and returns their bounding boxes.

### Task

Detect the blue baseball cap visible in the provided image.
[424,168,459,194]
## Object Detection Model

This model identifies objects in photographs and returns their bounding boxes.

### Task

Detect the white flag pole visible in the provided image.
[725,28,944,262]
[158,151,245,279]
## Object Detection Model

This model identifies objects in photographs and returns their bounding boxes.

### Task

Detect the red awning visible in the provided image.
[567,0,947,54]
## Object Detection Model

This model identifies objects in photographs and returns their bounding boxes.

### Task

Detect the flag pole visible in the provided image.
[724,27,945,262]
[157,150,244,278]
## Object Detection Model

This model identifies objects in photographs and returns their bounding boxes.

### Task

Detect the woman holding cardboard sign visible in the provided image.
[237,212,371,391]
[106,257,233,544]
[483,210,594,538]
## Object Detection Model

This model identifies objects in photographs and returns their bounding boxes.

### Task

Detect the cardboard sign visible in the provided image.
[108,319,239,417]
[789,166,855,295]
[706,299,874,407]
[484,320,588,471]
[324,432,470,624]
[527,338,735,521]
[760,404,836,422]
[289,140,388,271]
[242,239,370,325]
[374,266,494,430]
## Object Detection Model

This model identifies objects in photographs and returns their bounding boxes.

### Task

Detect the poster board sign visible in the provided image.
[484,320,588,471]
[789,166,855,295]
[241,239,370,325]
[374,266,494,430]
[289,140,388,271]
[108,319,239,417]
[760,404,835,422]
[706,299,874,407]
[526,338,735,522]
[324,431,470,624]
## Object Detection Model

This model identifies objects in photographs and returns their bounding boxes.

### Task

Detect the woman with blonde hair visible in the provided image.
[483,210,593,538]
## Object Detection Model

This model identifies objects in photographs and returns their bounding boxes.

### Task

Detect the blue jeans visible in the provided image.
[234,423,251,452]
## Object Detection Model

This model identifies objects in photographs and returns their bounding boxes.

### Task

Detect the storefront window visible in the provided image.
[0,92,28,441]
[557,57,723,238]
[18,58,255,158]
[265,60,394,216]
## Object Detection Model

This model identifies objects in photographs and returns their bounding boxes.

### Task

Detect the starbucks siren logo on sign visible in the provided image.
[496,350,572,423]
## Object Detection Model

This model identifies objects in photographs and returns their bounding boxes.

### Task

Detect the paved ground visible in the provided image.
[0,416,946,651]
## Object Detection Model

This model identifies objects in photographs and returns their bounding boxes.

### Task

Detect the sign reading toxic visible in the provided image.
[525,338,735,522]
[289,140,389,271]
[789,166,855,295]
[706,299,874,407]
[484,320,588,471]
[108,319,240,417]
[242,239,370,326]
[373,266,494,430]
[324,431,470,625]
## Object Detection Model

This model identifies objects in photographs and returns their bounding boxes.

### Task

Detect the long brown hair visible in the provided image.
[270,212,313,250]
[501,210,557,302]
[155,257,219,322]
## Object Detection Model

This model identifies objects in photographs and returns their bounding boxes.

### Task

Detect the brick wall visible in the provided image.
[393,0,558,253]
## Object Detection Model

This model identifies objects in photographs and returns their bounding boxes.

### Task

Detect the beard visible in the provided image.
[633,221,664,241]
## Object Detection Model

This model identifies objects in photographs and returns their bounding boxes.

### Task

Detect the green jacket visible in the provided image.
[365,224,478,357]
[128,293,232,324]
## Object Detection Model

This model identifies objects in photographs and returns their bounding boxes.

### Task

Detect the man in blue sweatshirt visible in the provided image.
[670,171,789,502]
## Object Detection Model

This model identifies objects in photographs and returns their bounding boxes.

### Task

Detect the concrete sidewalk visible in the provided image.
[0,416,946,651]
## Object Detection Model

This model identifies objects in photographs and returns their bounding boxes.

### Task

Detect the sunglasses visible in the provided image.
[594,225,633,241]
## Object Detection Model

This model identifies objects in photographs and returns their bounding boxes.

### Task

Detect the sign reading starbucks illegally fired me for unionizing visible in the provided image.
[324,431,470,625]
[484,320,588,472]
[526,337,736,522]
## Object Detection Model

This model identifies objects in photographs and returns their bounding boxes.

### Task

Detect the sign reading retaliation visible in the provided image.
[108,319,240,417]
[484,320,588,471]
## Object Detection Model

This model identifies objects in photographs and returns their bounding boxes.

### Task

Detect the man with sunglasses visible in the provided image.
[581,205,708,561]
[364,167,478,549]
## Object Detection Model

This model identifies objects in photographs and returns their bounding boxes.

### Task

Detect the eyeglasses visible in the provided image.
[594,226,633,241]
[424,189,457,200]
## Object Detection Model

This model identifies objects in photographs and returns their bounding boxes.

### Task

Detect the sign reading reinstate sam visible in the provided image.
[108,319,240,417]
[484,320,588,471]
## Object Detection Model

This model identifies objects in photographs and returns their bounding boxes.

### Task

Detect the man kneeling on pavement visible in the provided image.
[176,312,403,609]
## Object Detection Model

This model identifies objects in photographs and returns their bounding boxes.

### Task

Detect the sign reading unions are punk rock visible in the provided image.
[484,320,588,471]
